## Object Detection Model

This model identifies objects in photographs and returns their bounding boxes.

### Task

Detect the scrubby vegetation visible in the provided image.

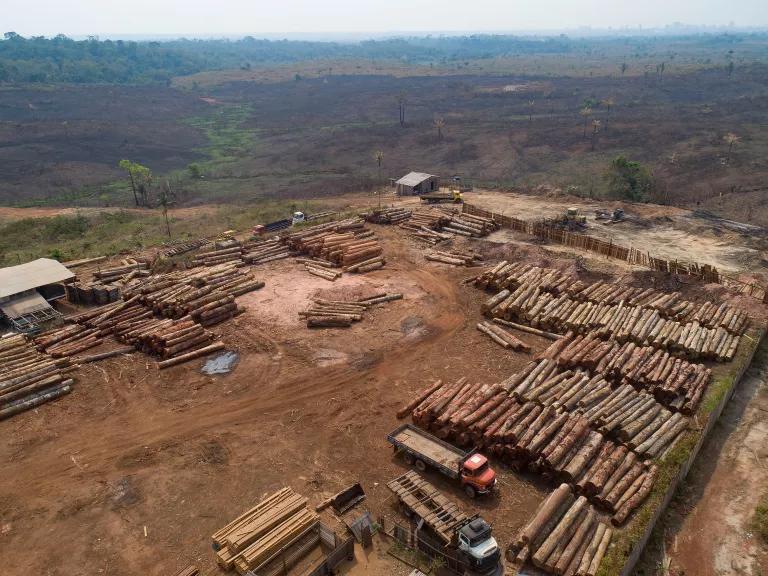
[753,492,768,544]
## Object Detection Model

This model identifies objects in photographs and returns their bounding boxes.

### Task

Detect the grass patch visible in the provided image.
[752,492,768,544]
[0,198,335,265]
[183,104,255,171]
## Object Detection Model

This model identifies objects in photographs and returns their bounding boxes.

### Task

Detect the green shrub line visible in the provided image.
[596,327,764,576]
[752,492,768,544]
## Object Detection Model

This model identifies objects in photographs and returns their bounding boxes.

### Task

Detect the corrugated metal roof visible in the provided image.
[0,258,74,299]
[395,172,436,187]
[0,291,51,319]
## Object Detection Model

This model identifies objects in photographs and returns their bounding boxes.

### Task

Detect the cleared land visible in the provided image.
[1,195,766,576]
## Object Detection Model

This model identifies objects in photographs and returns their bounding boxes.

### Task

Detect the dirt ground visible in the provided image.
[0,226,554,576]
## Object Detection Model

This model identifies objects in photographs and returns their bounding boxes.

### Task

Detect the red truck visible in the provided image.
[387,424,497,498]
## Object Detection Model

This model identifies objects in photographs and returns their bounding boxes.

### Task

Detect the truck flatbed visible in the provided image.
[387,471,470,544]
[390,424,465,471]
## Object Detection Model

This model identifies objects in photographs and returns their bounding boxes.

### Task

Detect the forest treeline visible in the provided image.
[0,31,762,84]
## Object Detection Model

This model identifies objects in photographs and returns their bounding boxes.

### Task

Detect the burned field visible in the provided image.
[1,200,764,576]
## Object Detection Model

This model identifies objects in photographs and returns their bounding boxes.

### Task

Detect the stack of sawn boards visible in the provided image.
[0,333,73,421]
[213,487,317,575]
[398,375,661,526]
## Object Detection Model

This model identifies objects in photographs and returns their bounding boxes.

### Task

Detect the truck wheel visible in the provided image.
[415,460,426,472]
[403,453,414,466]
[464,485,477,499]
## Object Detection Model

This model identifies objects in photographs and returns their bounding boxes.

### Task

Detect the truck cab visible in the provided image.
[460,453,497,498]
[457,518,502,575]
[292,211,306,225]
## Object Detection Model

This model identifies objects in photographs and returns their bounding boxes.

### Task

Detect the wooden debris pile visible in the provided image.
[302,293,403,328]
[0,334,73,421]
[243,237,290,265]
[213,487,318,574]
[508,484,613,575]
[364,206,412,224]
[401,376,663,524]
[426,250,483,267]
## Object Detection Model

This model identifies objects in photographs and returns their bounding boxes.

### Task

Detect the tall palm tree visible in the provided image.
[397,92,407,126]
[724,133,740,164]
[580,107,592,138]
[601,97,614,132]
[374,150,384,182]
[434,117,445,140]
[527,100,535,124]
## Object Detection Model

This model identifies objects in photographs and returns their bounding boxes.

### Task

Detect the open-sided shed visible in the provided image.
[394,172,440,196]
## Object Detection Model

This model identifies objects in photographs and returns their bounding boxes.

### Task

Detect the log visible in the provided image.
[396,380,444,419]
[519,483,572,545]
[157,342,226,369]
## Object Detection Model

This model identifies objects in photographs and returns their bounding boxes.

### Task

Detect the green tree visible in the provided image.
[158,180,175,238]
[604,156,654,201]
[187,162,203,179]
[118,159,152,206]
[373,150,384,183]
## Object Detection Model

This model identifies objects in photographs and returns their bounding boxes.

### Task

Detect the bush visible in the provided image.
[604,156,655,201]
[753,492,768,543]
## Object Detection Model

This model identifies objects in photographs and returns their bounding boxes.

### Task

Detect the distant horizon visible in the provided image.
[5,0,768,39]
[6,23,768,44]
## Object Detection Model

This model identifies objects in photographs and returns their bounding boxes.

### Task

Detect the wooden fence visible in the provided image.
[463,202,767,301]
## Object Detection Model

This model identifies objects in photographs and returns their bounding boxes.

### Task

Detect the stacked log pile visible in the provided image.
[508,359,689,457]
[475,261,749,337]
[364,207,412,224]
[163,238,209,257]
[401,377,663,524]
[399,211,453,245]
[68,297,151,336]
[213,487,318,574]
[425,250,483,267]
[442,213,500,237]
[476,321,531,352]
[302,293,402,328]
[192,243,245,267]
[114,315,221,361]
[508,484,613,575]
[92,261,150,283]
[0,334,73,421]
[549,335,712,413]
[34,324,104,358]
[242,237,290,265]
[282,218,384,270]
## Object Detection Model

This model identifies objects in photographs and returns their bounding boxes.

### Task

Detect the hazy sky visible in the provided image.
[3,0,768,37]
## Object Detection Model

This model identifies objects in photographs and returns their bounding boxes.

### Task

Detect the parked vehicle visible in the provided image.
[387,471,502,576]
[387,423,496,498]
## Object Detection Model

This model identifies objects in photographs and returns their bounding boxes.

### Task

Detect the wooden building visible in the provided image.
[394,172,440,196]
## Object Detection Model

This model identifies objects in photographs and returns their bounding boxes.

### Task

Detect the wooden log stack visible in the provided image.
[163,237,210,258]
[192,243,245,267]
[426,250,483,267]
[399,211,453,244]
[114,315,221,360]
[282,218,384,270]
[364,207,412,224]
[242,237,291,265]
[508,484,613,575]
[34,324,104,358]
[443,213,500,237]
[92,261,150,283]
[212,487,318,574]
[0,334,74,421]
[400,375,665,524]
[477,321,531,352]
[301,293,402,328]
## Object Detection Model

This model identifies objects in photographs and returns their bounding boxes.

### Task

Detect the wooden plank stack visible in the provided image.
[426,250,483,267]
[0,334,73,421]
[301,293,403,328]
[213,487,318,575]
[508,484,612,575]
[364,207,412,224]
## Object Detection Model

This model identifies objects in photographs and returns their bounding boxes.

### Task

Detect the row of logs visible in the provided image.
[475,261,749,335]
[242,237,291,265]
[34,323,104,358]
[508,359,690,457]
[548,333,712,413]
[282,218,384,269]
[163,238,210,258]
[92,260,149,283]
[401,378,659,524]
[364,207,413,224]
[399,210,453,245]
[191,243,244,267]
[483,284,740,362]
[114,315,218,359]
[508,484,612,576]
[302,293,403,328]
[0,334,74,421]
[476,321,531,352]
[442,212,500,237]
[425,250,483,267]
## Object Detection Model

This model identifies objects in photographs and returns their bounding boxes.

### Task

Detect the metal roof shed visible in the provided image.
[395,172,439,196]
[0,258,75,300]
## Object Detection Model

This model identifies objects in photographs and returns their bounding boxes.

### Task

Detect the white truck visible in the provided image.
[387,471,502,576]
